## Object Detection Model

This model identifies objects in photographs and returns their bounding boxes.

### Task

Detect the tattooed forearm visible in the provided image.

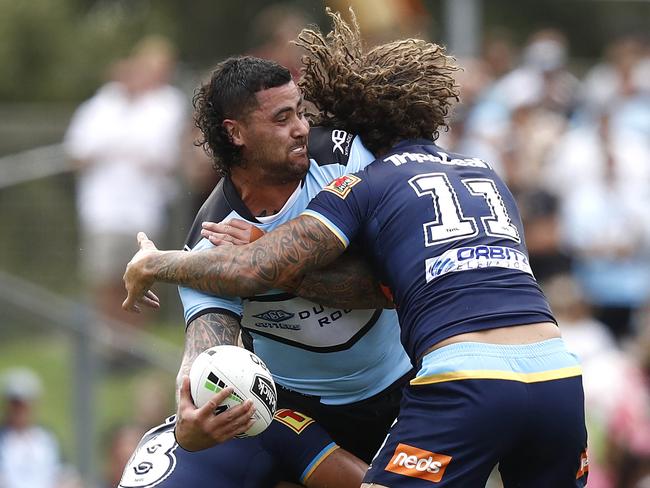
[176,312,240,402]
[148,215,345,297]
[291,251,393,309]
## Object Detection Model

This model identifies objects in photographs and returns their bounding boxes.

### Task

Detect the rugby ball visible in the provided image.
[189,345,277,437]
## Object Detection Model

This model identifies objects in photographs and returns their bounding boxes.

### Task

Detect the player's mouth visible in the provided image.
[290,144,307,157]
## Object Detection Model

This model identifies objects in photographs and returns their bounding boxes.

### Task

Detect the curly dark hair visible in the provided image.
[295,9,460,156]
[193,56,292,177]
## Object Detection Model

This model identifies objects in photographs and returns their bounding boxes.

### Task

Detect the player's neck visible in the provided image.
[230,169,300,218]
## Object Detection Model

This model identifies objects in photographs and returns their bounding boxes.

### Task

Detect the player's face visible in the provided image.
[235,81,310,184]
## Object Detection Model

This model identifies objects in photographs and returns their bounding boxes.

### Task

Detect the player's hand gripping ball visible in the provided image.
[189,345,277,437]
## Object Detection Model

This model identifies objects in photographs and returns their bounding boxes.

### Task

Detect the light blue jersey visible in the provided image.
[180,128,412,404]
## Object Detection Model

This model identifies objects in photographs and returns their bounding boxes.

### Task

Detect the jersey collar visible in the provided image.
[392,138,436,150]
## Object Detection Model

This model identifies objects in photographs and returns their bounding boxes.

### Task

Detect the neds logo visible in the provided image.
[385,443,452,483]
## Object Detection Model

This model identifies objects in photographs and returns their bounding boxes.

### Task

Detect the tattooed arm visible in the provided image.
[201,220,391,309]
[289,250,393,309]
[173,311,257,450]
[176,312,241,402]
[123,215,346,310]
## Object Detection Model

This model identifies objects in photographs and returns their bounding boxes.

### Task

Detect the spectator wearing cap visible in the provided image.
[0,368,63,488]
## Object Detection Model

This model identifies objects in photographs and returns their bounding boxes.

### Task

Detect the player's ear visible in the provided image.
[223,119,244,147]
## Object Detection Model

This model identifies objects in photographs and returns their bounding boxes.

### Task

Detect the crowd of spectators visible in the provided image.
[439,29,650,487]
[54,8,650,487]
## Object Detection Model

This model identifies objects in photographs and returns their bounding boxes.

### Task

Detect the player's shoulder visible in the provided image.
[307,127,358,167]
[184,179,233,248]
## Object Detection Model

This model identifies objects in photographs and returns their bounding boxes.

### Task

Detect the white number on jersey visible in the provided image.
[409,172,519,246]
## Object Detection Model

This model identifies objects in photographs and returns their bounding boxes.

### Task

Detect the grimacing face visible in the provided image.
[231,81,310,184]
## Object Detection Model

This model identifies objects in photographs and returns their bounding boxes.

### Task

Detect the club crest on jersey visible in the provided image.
[324,175,361,199]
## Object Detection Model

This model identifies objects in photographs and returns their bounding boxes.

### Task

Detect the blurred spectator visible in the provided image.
[458,28,579,180]
[547,275,650,487]
[63,36,188,328]
[248,5,311,79]
[131,372,174,431]
[518,190,571,283]
[328,0,429,43]
[181,125,220,217]
[580,36,650,122]
[546,110,650,340]
[103,424,145,488]
[0,368,63,488]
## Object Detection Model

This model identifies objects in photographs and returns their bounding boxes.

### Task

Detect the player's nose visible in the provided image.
[292,114,309,139]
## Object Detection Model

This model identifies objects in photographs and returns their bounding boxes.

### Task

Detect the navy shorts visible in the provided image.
[119,410,340,488]
[364,339,588,487]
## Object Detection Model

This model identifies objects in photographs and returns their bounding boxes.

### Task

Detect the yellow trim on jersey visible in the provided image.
[302,443,340,483]
[410,365,583,385]
[302,211,349,247]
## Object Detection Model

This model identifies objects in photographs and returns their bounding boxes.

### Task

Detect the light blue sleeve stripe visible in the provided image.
[300,442,338,483]
[301,210,350,247]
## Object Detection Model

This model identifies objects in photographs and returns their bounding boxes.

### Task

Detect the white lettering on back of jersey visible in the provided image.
[384,151,491,169]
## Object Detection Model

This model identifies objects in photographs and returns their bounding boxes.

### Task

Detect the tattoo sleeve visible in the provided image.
[290,250,393,309]
[149,215,346,297]
[176,312,241,402]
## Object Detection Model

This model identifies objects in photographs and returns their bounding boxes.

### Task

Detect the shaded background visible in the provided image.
[1,1,649,487]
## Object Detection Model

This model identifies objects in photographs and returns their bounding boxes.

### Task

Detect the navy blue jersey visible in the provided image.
[305,140,555,361]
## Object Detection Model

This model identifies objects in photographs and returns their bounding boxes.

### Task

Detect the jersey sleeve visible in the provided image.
[179,286,242,326]
[178,237,243,326]
[302,171,372,248]
[261,409,340,485]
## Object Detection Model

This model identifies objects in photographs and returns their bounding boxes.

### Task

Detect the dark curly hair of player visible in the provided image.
[295,9,460,156]
[193,56,292,177]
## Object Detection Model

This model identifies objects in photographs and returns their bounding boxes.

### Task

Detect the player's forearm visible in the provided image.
[141,215,345,297]
[291,252,393,309]
[142,247,267,297]
[176,312,241,403]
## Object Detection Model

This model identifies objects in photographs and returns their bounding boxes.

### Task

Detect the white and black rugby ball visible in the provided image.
[189,345,277,437]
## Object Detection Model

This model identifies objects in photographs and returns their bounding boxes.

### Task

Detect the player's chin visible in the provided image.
[288,153,310,175]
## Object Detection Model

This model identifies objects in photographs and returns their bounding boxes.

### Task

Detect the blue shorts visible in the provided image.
[364,339,588,487]
[119,410,339,488]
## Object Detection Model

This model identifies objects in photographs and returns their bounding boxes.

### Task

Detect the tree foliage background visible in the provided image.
[0,0,648,102]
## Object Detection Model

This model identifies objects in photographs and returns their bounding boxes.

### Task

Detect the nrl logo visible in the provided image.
[252,310,295,323]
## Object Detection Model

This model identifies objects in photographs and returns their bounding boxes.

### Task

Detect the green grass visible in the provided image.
[0,323,182,469]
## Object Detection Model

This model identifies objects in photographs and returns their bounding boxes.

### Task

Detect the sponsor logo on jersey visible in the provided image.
[576,449,589,479]
[331,130,353,156]
[425,245,532,282]
[385,443,452,483]
[384,151,491,169]
[252,310,295,322]
[323,174,361,199]
[274,409,315,434]
[251,374,276,414]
